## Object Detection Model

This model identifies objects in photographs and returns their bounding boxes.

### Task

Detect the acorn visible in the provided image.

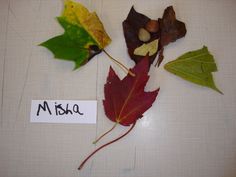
[138,28,151,42]
[145,20,159,33]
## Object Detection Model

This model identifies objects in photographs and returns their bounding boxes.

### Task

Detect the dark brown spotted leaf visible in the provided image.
[122,6,187,67]
[156,6,187,66]
[122,7,160,65]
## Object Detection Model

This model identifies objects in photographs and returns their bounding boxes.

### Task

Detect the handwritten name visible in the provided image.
[31,100,96,124]
[36,101,84,117]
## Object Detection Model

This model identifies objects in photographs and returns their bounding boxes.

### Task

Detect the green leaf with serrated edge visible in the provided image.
[164,46,223,94]
[40,0,111,69]
[40,17,98,69]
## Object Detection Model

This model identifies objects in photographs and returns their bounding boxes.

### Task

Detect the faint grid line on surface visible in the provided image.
[92,0,104,171]
[15,0,42,125]
[1,0,10,127]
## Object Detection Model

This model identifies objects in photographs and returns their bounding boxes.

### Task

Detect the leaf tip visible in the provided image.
[202,45,208,49]
[38,42,44,47]
[108,65,115,74]
[163,62,168,70]
[107,65,120,82]
[73,65,80,71]
[153,87,160,97]
[92,141,97,145]
[213,86,223,95]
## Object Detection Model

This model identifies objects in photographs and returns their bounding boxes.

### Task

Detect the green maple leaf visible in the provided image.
[40,0,111,69]
[164,46,223,94]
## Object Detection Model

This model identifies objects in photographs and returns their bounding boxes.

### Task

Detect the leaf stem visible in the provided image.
[78,122,136,170]
[103,50,135,77]
[155,47,164,67]
[93,123,118,144]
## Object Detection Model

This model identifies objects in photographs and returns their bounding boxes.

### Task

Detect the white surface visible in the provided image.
[30,100,97,124]
[0,0,236,177]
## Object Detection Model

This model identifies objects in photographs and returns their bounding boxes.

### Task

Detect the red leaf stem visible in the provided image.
[78,122,136,170]
[93,123,118,144]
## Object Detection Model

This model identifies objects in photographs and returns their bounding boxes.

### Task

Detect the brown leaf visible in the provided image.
[156,6,187,66]
[122,6,187,67]
[159,6,187,47]
[122,7,160,65]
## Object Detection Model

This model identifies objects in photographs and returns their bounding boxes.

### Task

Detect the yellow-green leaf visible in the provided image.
[164,46,223,94]
[40,0,111,69]
[62,0,111,48]
[134,39,158,56]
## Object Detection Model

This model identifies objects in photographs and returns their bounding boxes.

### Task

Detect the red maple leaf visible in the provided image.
[78,57,159,170]
[103,56,159,126]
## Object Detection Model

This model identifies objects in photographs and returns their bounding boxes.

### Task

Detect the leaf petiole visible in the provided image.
[103,50,135,77]
[78,122,136,170]
[93,123,118,144]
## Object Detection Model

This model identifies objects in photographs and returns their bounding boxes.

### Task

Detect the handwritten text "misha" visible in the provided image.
[37,101,84,116]
[30,100,97,124]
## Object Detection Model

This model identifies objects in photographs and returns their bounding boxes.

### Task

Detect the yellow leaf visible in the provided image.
[134,39,159,56]
[62,0,111,48]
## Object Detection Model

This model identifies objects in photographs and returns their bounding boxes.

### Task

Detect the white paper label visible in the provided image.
[30,100,97,124]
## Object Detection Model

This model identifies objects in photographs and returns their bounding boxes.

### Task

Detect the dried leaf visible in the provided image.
[134,39,159,56]
[123,6,187,67]
[156,6,187,66]
[122,7,159,64]
[103,57,159,126]
[164,46,222,94]
[159,6,186,47]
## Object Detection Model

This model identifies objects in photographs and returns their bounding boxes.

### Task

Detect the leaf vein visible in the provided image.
[117,76,140,121]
